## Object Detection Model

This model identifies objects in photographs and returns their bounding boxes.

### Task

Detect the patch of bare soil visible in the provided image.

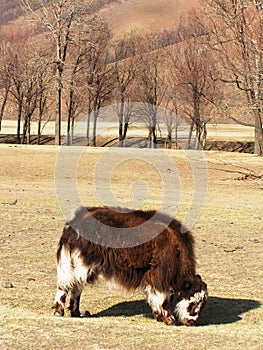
[0,145,262,349]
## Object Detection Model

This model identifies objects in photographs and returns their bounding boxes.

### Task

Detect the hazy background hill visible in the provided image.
[0,0,21,24]
[100,0,197,35]
[0,0,197,33]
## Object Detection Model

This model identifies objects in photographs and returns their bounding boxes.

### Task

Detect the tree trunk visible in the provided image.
[27,117,31,145]
[175,113,178,146]
[150,126,157,148]
[202,124,207,150]
[37,95,47,145]
[0,89,9,131]
[254,111,263,155]
[166,133,172,149]
[22,115,28,144]
[92,109,99,147]
[66,116,71,146]
[16,105,22,144]
[67,88,75,146]
[37,114,42,145]
[148,128,152,148]
[119,122,124,147]
[118,99,125,146]
[55,66,62,145]
[71,117,75,145]
[187,120,194,149]
[123,122,129,145]
[195,126,202,150]
[151,110,157,148]
[87,112,91,146]
[166,111,173,149]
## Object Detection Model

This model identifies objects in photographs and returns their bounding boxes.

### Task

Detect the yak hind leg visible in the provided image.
[53,246,75,317]
[53,245,98,318]
[68,264,99,317]
[53,285,83,317]
[146,286,176,325]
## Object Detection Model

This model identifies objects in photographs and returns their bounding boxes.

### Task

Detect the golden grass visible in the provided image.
[0,145,262,349]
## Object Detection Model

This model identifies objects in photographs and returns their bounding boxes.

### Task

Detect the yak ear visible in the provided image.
[195,274,207,289]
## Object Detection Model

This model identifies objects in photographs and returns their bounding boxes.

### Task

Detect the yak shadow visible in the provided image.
[88,296,261,326]
[197,296,261,326]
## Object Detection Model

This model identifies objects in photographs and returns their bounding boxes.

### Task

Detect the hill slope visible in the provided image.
[101,0,197,34]
[0,0,197,33]
[0,0,21,24]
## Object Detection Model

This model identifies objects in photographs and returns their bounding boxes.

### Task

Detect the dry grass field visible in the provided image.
[0,143,262,349]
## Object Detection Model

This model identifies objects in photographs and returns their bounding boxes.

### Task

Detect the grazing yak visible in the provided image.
[53,206,208,326]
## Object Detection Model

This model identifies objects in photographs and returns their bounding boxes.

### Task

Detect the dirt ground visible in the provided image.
[0,144,262,349]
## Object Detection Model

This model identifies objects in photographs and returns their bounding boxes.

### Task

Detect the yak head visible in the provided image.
[171,274,208,326]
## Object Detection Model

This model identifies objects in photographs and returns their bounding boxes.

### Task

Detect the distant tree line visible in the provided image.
[0,0,262,154]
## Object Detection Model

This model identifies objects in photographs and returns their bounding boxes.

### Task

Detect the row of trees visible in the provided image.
[0,0,262,154]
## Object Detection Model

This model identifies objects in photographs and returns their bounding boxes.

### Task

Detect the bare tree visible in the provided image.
[163,92,180,149]
[21,0,94,145]
[84,21,112,146]
[167,11,222,150]
[135,34,168,148]
[34,49,53,145]
[89,63,113,147]
[64,24,92,145]
[9,55,45,144]
[61,15,111,146]
[65,63,85,145]
[111,34,137,146]
[203,0,263,154]
[6,28,31,144]
[4,27,51,144]
[0,33,11,131]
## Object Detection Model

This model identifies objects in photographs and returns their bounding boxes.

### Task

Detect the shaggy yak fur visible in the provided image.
[53,206,208,326]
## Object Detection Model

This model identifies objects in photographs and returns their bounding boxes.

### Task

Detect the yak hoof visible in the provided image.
[52,303,64,317]
[164,315,176,326]
[54,310,64,317]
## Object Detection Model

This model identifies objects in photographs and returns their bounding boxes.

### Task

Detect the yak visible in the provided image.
[53,206,208,326]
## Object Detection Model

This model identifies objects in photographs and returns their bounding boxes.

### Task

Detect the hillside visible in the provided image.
[0,0,197,33]
[0,0,120,25]
[101,0,197,35]
[0,0,21,24]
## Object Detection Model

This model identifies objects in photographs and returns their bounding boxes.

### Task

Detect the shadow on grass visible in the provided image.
[197,296,261,326]
[90,296,261,326]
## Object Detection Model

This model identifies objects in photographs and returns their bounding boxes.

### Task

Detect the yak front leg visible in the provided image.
[146,286,176,325]
[53,288,68,317]
[68,285,83,317]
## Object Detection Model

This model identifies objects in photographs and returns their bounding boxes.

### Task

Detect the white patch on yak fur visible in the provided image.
[146,286,168,315]
[105,278,126,292]
[54,289,67,306]
[71,250,90,285]
[57,246,74,290]
[174,290,207,324]
[57,247,95,290]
